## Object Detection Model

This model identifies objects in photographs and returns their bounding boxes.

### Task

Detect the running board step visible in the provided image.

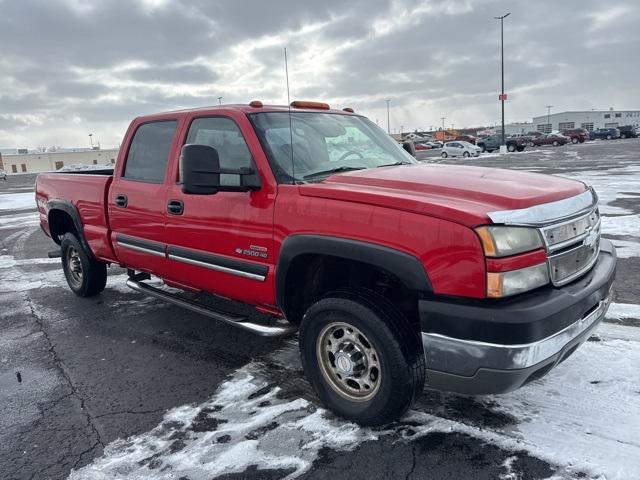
[125,279,297,337]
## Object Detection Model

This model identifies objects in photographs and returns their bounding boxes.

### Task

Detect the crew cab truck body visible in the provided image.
[36,102,616,425]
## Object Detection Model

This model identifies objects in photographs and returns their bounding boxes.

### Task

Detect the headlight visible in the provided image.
[476,226,543,257]
[487,263,549,298]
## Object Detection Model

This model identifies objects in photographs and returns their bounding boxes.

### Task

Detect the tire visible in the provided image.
[479,144,486,153]
[463,151,470,158]
[621,134,626,139]
[299,289,425,426]
[60,232,107,297]
[528,141,535,147]
[553,141,559,146]
[572,137,578,144]
[507,144,516,152]
[606,135,612,140]
[516,146,525,152]
[441,152,448,158]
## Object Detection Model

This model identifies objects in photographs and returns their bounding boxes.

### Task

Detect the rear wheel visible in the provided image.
[299,289,425,425]
[606,135,612,140]
[572,137,578,144]
[480,144,486,153]
[621,134,627,139]
[441,151,448,158]
[507,144,516,152]
[528,141,535,147]
[553,140,559,146]
[516,146,525,152]
[61,232,107,297]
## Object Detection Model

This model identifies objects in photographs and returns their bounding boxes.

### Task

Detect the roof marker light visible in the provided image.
[290,101,330,110]
[342,107,354,113]
[249,100,263,108]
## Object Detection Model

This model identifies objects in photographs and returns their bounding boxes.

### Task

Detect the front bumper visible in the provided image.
[420,239,616,395]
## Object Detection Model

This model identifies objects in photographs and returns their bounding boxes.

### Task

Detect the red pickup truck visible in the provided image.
[35,101,616,425]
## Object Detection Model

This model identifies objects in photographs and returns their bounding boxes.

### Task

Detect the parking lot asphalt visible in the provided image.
[1,139,639,480]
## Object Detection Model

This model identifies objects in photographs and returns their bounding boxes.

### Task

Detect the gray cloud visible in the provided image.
[0,0,639,147]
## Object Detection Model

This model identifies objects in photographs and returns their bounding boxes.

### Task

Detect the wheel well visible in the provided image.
[283,254,420,328]
[48,209,77,245]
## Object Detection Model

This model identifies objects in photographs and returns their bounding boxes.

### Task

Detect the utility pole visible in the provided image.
[385,99,391,134]
[494,12,510,148]
[545,105,553,133]
[441,117,446,130]
[218,96,223,105]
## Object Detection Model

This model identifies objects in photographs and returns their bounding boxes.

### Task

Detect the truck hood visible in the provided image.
[298,163,587,227]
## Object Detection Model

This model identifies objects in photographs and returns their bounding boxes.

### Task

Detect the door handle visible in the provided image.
[167,199,184,215]
[115,194,128,208]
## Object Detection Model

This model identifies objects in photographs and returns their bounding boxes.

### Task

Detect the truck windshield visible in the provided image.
[249,112,416,183]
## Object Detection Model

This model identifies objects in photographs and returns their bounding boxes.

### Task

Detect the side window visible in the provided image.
[124,120,177,183]
[186,117,254,186]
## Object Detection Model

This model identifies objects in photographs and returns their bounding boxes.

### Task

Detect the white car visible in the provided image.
[441,141,481,158]
[0,170,7,180]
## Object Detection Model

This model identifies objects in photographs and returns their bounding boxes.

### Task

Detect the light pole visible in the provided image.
[218,96,223,105]
[494,12,510,148]
[545,105,553,133]
[385,99,391,134]
[88,133,94,149]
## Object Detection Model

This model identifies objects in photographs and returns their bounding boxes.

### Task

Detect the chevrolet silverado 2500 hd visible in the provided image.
[35,101,616,425]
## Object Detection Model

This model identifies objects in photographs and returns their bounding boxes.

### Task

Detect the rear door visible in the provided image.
[108,118,180,276]
[162,112,277,307]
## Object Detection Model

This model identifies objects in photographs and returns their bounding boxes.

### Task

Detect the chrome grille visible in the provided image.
[542,209,601,286]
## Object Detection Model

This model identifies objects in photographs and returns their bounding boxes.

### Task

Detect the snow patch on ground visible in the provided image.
[69,345,378,480]
[610,238,640,258]
[606,302,640,321]
[565,165,640,215]
[70,322,640,480]
[0,192,35,211]
[0,211,39,230]
[601,214,640,238]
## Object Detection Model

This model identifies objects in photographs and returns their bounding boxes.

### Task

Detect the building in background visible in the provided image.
[1,149,119,174]
[532,110,640,134]
[496,122,536,136]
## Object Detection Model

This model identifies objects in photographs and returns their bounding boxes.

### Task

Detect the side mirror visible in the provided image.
[180,144,261,195]
[181,144,221,194]
[402,141,416,157]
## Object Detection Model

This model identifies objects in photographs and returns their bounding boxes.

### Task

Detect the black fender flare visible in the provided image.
[276,234,432,311]
[46,199,95,258]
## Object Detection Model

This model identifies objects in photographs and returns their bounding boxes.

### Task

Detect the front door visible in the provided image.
[163,113,276,307]
[108,119,179,276]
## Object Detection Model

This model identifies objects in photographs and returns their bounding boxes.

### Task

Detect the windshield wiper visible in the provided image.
[376,162,408,168]
[303,165,367,180]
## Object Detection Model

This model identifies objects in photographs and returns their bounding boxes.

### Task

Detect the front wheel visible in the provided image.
[441,151,448,158]
[572,137,578,144]
[527,141,535,147]
[606,135,612,140]
[299,289,425,426]
[61,232,107,297]
[463,151,470,157]
[479,144,486,153]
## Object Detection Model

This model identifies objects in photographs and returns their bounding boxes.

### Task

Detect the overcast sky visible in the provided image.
[1,0,639,149]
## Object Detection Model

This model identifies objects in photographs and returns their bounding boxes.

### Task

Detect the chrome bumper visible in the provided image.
[423,292,611,377]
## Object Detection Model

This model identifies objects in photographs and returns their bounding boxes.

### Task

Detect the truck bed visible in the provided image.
[35,172,115,261]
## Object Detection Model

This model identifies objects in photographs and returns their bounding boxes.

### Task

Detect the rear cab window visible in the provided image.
[124,120,178,183]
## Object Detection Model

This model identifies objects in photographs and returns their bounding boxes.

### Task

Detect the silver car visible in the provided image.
[441,141,482,158]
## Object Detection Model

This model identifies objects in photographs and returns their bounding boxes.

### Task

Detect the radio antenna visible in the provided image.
[284,47,295,183]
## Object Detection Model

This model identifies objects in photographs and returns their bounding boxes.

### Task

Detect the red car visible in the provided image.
[36,101,616,425]
[562,128,590,144]
[533,133,569,146]
[414,142,432,151]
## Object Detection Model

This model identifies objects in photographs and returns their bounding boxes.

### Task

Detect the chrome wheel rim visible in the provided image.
[66,247,83,287]
[316,322,381,401]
